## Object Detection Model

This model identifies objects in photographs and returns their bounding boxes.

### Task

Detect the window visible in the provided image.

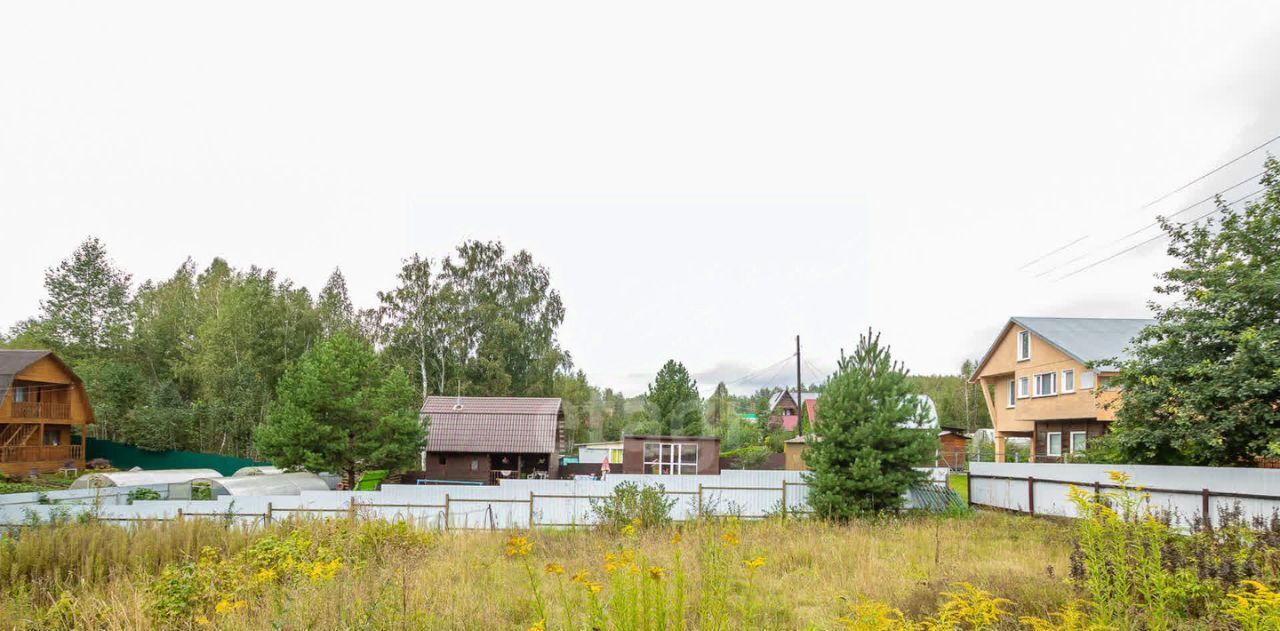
[12,387,25,402]
[1017,330,1031,361]
[470,458,479,471]
[643,442,698,475]
[1080,371,1097,389]
[1046,432,1062,457]
[1033,372,1057,397]
[438,456,447,466]
[43,431,61,446]
[1006,379,1016,408]
[1070,431,1087,453]
[1017,377,1029,399]
[1062,369,1075,393]
[609,448,623,463]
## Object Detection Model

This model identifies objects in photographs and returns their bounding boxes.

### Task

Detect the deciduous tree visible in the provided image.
[1099,158,1280,466]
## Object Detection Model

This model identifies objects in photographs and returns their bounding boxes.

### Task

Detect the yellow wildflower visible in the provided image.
[544,562,564,575]
[720,532,740,546]
[572,570,591,584]
[256,568,277,583]
[195,615,211,626]
[308,558,342,581]
[648,565,666,580]
[669,531,683,545]
[743,556,766,572]
[505,535,533,558]
[527,619,546,631]
[620,523,637,537]
[587,581,603,593]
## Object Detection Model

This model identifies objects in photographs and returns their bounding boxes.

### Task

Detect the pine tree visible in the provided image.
[646,360,704,436]
[254,332,425,488]
[805,329,934,518]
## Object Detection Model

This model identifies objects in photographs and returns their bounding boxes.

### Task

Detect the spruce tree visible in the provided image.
[804,329,934,518]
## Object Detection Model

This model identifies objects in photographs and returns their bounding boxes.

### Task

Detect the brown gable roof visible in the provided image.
[0,350,54,400]
[421,396,562,454]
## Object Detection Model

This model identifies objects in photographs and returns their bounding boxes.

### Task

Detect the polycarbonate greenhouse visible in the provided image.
[195,472,331,497]
[69,469,222,489]
[231,465,285,477]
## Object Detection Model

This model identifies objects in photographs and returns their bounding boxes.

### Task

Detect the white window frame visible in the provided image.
[1069,431,1087,453]
[1061,369,1075,393]
[1046,432,1062,457]
[643,442,698,475]
[1080,371,1097,390]
[1017,376,1029,399]
[1033,372,1057,397]
[1006,379,1016,408]
[12,386,25,402]
[1017,330,1031,361]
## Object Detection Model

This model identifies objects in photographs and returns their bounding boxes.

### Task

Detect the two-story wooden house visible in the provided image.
[0,350,93,476]
[970,317,1153,462]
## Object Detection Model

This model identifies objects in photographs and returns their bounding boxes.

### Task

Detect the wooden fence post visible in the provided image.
[1027,476,1035,515]
[965,473,972,508]
[697,484,703,517]
[176,508,183,523]
[444,494,450,531]
[528,492,536,530]
[348,496,357,521]
[1202,489,1212,532]
[266,502,273,525]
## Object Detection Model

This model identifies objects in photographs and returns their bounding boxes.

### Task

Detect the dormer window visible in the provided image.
[1017,330,1031,361]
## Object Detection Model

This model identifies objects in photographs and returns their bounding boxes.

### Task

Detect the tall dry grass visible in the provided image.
[0,512,1073,630]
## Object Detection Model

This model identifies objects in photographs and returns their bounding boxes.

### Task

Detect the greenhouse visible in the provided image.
[193,472,332,497]
[69,468,222,490]
[232,465,286,477]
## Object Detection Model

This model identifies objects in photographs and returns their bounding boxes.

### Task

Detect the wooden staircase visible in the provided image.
[0,424,38,448]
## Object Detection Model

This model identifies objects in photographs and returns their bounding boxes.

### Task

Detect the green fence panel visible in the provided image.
[85,438,270,477]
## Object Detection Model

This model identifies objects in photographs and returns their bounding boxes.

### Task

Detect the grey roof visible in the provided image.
[1011,316,1155,372]
[0,350,53,400]
[421,396,562,453]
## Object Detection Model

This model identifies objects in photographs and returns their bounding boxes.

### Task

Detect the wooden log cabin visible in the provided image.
[0,350,92,476]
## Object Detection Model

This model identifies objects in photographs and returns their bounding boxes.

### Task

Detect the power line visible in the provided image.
[1139,133,1280,211]
[1018,131,1279,274]
[1054,188,1267,281]
[726,353,796,387]
[1034,170,1265,279]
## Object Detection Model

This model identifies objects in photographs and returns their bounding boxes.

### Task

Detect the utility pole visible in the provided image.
[796,335,803,435]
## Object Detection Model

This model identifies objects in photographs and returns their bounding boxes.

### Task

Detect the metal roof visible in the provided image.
[1011,316,1155,372]
[0,350,53,399]
[421,396,562,454]
[199,472,331,496]
[767,390,819,411]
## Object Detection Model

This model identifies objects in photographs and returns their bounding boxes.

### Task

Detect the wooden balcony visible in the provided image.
[0,443,82,464]
[9,401,72,420]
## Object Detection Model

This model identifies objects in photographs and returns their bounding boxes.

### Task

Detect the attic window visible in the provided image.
[1017,330,1031,361]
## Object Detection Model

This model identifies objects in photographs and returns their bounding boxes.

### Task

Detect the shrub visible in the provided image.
[126,488,161,504]
[590,482,675,530]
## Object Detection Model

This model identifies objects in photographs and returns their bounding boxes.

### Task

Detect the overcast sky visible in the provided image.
[2,2,1279,396]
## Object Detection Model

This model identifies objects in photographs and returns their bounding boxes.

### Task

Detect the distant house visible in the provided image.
[767,389,819,431]
[969,316,1154,463]
[0,350,93,475]
[418,396,565,484]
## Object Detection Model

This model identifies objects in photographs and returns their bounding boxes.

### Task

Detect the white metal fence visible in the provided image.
[968,462,1280,529]
[0,468,949,529]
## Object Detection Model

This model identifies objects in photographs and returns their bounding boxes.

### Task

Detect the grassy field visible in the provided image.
[0,511,1075,630]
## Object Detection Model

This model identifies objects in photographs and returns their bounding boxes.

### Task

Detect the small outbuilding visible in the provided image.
[620,435,720,475]
[418,396,565,484]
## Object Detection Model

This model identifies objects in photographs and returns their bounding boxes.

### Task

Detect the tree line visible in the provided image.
[1,238,578,457]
